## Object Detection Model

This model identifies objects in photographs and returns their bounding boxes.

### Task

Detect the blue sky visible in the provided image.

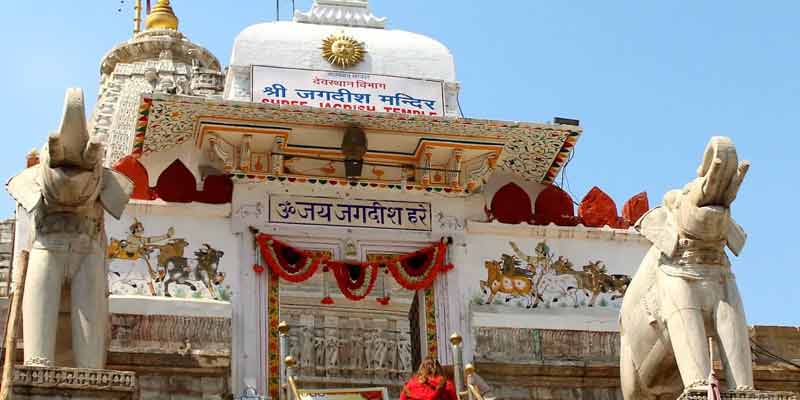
[0,1,797,326]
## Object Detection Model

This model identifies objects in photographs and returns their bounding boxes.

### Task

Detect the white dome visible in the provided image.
[230,21,456,82]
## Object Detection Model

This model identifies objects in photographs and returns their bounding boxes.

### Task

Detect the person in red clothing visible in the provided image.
[400,357,458,400]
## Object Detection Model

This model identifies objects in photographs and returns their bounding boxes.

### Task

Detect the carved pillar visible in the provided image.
[420,147,433,186]
[449,148,463,189]
[239,134,252,172]
[271,136,286,175]
[208,135,235,172]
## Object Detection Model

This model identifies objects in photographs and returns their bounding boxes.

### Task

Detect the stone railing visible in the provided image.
[13,366,137,392]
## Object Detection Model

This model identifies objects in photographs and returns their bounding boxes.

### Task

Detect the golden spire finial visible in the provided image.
[145,0,179,31]
[133,0,142,35]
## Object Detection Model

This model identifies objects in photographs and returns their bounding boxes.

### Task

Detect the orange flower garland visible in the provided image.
[255,233,453,301]
[257,234,321,283]
[385,242,454,290]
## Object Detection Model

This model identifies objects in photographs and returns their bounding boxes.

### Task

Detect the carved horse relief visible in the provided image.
[480,259,538,308]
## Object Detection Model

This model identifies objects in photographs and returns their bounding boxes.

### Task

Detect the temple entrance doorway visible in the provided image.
[267,239,435,398]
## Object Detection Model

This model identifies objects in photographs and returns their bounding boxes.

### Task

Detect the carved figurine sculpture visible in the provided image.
[620,137,751,399]
[6,88,133,368]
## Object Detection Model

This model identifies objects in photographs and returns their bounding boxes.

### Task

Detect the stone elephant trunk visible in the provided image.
[619,137,753,400]
[671,137,750,247]
[6,88,133,369]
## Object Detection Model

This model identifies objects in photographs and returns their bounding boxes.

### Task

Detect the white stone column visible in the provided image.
[448,239,473,363]
[231,223,268,394]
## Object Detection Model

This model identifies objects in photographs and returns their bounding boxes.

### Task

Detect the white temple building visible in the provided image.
[3,1,799,399]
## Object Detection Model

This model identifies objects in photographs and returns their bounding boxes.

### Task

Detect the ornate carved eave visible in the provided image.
[132,94,581,184]
[294,0,388,29]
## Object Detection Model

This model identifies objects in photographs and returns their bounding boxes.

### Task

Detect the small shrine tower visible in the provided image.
[93,0,224,167]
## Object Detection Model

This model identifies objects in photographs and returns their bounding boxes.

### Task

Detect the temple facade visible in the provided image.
[2,1,799,399]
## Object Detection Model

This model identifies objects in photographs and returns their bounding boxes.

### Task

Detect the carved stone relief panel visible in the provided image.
[280,309,413,387]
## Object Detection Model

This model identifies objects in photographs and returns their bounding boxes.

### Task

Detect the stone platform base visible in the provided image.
[11,365,137,400]
[678,388,798,400]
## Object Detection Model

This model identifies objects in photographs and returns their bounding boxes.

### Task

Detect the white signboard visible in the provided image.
[252,65,445,116]
[269,195,432,231]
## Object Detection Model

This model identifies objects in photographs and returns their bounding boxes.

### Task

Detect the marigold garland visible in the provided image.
[384,242,454,290]
[328,262,379,301]
[257,234,321,283]
[255,233,453,301]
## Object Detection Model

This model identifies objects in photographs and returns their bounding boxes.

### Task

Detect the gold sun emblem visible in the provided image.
[321,33,366,68]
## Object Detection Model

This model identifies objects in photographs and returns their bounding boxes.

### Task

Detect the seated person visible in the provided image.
[400,357,457,400]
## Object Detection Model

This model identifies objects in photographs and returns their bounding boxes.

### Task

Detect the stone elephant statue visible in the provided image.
[619,136,752,399]
[6,88,132,368]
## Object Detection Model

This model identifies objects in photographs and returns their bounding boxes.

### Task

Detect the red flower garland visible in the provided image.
[328,262,379,301]
[385,242,454,290]
[255,233,454,301]
[257,234,321,283]
[252,263,265,274]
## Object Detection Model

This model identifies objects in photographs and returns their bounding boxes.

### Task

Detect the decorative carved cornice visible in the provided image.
[466,220,649,243]
[294,0,387,29]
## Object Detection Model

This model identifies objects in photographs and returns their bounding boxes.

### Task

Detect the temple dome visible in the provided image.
[230,6,456,82]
